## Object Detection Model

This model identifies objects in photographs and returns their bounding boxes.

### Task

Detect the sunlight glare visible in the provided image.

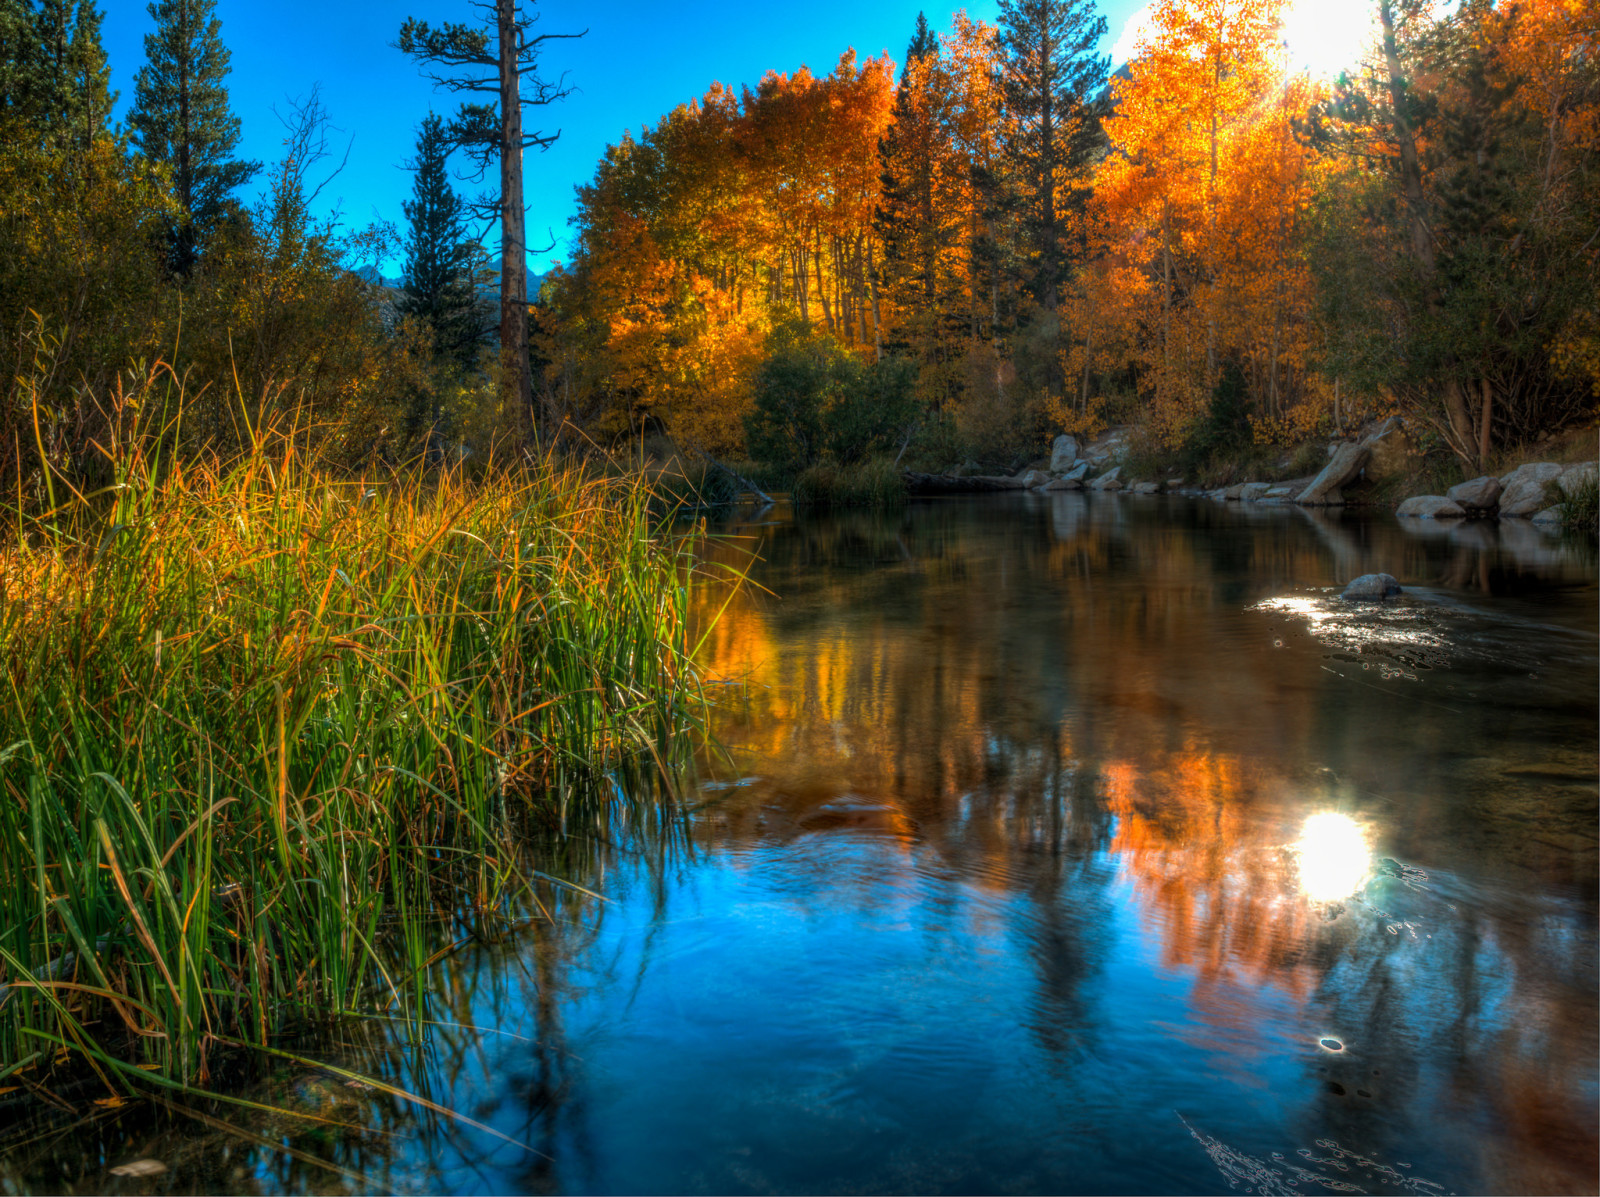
[1281,0,1374,81]
[1295,812,1371,902]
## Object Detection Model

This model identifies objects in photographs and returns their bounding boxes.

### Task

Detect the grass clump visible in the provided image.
[1551,472,1598,534]
[0,385,714,1100]
[791,458,908,509]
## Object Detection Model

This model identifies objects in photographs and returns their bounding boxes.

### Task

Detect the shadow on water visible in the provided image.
[4,493,1595,1195]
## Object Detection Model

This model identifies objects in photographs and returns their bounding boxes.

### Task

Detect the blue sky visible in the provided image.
[102,0,1150,276]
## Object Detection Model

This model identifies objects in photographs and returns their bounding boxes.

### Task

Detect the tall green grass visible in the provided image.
[0,382,713,1101]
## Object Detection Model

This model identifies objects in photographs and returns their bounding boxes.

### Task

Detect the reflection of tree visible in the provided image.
[691,496,1596,1193]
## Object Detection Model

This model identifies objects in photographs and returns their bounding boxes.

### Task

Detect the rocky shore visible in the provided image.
[904,421,1596,530]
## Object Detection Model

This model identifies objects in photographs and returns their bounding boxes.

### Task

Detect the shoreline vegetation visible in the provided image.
[0,373,720,1108]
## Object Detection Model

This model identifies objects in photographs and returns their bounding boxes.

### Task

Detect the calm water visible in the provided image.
[8,494,1598,1195]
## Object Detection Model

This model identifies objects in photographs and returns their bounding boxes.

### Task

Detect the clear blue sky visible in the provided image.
[102,0,1149,278]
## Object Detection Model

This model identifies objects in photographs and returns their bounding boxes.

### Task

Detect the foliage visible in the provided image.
[128,0,258,272]
[1552,472,1598,535]
[742,322,920,472]
[791,456,908,508]
[0,393,713,1092]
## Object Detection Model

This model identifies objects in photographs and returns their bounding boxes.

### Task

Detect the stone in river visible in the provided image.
[1446,475,1503,511]
[1129,481,1159,494]
[1049,434,1080,472]
[1018,468,1050,489]
[1531,506,1565,526]
[1341,573,1402,601]
[1296,440,1370,506]
[1240,482,1271,501]
[1088,466,1122,491]
[1397,495,1466,518]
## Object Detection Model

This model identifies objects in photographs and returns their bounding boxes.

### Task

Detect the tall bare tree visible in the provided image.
[397,1,582,440]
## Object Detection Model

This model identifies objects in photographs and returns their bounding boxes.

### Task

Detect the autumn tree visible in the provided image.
[396,0,582,441]
[1306,0,1598,464]
[128,0,258,273]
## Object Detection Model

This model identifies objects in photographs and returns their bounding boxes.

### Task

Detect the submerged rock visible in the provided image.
[1531,506,1565,526]
[1446,475,1503,511]
[1341,573,1402,601]
[1129,481,1160,494]
[1397,495,1467,519]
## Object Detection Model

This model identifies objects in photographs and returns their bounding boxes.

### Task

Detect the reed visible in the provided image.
[0,372,712,1100]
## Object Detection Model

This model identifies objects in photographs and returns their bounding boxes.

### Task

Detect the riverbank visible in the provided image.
[903,421,1598,534]
[0,429,710,1104]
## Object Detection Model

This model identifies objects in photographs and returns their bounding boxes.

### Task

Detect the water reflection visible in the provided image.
[4,495,1594,1195]
[1296,813,1371,902]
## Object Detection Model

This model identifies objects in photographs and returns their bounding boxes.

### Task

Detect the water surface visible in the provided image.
[9,494,1597,1195]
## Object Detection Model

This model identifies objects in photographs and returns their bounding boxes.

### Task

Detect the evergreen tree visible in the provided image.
[1,0,113,142]
[877,13,941,322]
[399,112,489,367]
[997,0,1108,311]
[129,0,257,272]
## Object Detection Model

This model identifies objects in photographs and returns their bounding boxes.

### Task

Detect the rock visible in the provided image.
[1297,441,1370,506]
[1129,481,1159,494]
[1498,462,1565,517]
[1531,506,1565,526]
[1341,573,1402,601]
[1559,460,1596,491]
[1060,460,1090,482]
[1018,468,1050,489]
[1446,475,1503,511]
[1240,482,1271,501]
[1166,476,1186,486]
[1049,434,1080,473]
[1221,484,1246,500]
[1266,486,1295,497]
[1397,495,1467,518]
[1208,488,1228,501]
[1042,476,1083,491]
[1088,466,1123,491]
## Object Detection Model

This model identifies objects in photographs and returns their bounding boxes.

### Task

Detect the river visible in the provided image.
[7,493,1597,1195]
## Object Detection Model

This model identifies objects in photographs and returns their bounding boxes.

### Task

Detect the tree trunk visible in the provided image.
[498,0,532,441]
[1476,376,1494,468]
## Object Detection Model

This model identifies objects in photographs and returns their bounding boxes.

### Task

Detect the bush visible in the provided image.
[792,457,907,509]
[743,322,921,472]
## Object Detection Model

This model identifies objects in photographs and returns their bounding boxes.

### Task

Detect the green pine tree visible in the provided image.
[129,0,257,272]
[399,112,490,368]
[2,0,113,142]
[997,0,1108,312]
[877,14,942,327]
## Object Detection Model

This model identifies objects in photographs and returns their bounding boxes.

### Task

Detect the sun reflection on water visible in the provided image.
[1295,812,1371,902]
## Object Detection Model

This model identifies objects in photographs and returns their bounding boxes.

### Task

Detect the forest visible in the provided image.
[0,0,1593,495]
[545,0,1597,486]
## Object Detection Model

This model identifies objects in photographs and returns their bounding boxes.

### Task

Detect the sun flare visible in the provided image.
[1295,812,1372,902]
[1281,0,1375,81]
